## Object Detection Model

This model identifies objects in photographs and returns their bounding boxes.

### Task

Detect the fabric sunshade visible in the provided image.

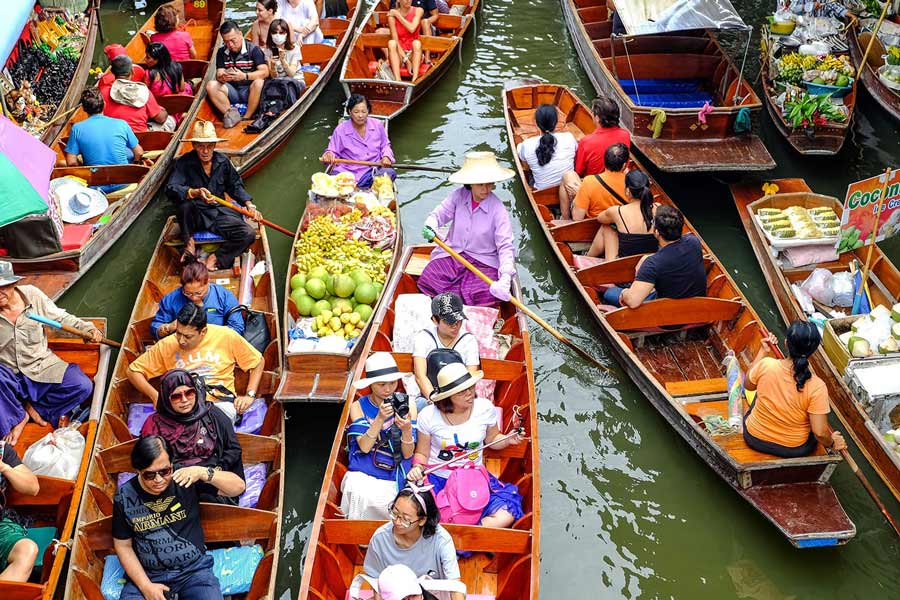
[614,0,749,35]
[0,0,37,67]
[0,115,54,227]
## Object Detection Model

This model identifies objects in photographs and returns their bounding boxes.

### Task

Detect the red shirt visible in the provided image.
[100,83,162,133]
[98,67,147,94]
[574,125,631,176]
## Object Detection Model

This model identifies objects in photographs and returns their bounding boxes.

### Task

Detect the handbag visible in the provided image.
[226,304,271,354]
[434,461,491,525]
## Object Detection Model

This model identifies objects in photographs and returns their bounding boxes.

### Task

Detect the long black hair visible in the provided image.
[146,42,186,94]
[392,486,440,538]
[534,104,558,167]
[625,170,654,230]
[785,320,820,392]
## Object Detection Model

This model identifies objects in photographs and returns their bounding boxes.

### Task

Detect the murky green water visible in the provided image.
[64,1,900,597]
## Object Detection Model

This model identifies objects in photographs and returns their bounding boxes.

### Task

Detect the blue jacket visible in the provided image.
[150,284,244,339]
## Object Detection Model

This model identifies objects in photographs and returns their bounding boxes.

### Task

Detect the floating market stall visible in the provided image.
[1,0,98,145]
[276,172,403,402]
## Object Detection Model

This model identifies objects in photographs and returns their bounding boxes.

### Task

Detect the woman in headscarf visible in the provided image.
[419,151,517,306]
[141,369,246,504]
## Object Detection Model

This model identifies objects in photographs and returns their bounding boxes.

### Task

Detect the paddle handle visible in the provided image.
[209,195,294,237]
[326,157,455,174]
[25,312,121,348]
[859,0,891,71]
[420,430,525,477]
[430,236,616,378]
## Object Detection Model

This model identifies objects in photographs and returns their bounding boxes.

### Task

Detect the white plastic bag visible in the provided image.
[800,268,834,305]
[22,425,85,480]
[831,271,855,307]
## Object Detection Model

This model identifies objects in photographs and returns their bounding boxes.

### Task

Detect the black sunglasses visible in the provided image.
[140,465,173,481]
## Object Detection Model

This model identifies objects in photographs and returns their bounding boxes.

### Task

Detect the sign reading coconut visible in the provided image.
[837,169,900,253]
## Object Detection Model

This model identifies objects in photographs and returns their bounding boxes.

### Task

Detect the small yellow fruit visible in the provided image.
[321,310,333,322]
[340,313,351,324]
[317,327,329,337]
[344,323,355,334]
[351,327,362,337]
[349,313,361,325]
[330,317,342,331]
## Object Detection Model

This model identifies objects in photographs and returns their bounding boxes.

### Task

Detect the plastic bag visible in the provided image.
[800,268,834,305]
[23,425,85,480]
[832,271,855,307]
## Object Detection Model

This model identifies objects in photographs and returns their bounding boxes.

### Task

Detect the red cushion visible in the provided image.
[60,224,93,251]
[366,60,430,79]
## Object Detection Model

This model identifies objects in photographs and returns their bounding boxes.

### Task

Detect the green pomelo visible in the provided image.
[290,273,307,290]
[354,282,377,305]
[306,278,327,299]
[373,282,384,295]
[290,288,305,308]
[835,74,849,87]
[811,77,826,84]
[311,300,331,317]
[295,295,315,316]
[308,266,329,281]
[333,274,357,298]
[349,269,372,286]
[355,304,373,323]
[325,274,335,296]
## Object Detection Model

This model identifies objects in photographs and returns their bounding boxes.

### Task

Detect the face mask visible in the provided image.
[272,33,287,45]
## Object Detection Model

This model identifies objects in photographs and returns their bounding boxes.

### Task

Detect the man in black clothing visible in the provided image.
[165,120,263,271]
[603,204,707,308]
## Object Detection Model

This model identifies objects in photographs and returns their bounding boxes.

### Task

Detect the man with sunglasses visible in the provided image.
[113,436,244,600]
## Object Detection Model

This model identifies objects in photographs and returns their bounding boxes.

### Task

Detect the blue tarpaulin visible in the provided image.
[0,1,36,67]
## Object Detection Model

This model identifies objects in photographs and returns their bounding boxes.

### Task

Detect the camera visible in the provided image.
[384,392,409,418]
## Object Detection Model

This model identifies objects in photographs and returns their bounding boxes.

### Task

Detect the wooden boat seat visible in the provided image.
[604,54,721,85]
[681,400,830,464]
[665,377,728,397]
[302,43,337,66]
[51,164,150,186]
[605,297,743,331]
[158,93,196,115]
[321,519,530,553]
[321,17,351,37]
[180,59,210,81]
[435,13,465,31]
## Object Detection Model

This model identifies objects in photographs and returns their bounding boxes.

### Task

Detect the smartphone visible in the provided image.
[272,47,280,58]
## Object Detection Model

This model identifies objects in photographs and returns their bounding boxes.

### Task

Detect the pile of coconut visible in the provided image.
[838,304,900,358]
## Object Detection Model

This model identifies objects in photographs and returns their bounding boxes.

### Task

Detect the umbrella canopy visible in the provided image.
[0,115,53,228]
[0,0,36,67]
[614,0,749,36]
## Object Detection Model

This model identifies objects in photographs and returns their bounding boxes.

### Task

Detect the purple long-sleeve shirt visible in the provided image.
[428,187,516,276]
[325,118,395,183]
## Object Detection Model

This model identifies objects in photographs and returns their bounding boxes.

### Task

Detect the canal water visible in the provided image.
[66,0,900,597]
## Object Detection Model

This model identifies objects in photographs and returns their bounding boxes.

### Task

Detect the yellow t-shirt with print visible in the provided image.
[128,324,262,394]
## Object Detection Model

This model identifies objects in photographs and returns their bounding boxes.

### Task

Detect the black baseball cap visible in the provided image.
[431,292,467,324]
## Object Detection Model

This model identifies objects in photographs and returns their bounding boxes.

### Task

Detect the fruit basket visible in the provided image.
[878,64,900,91]
[802,77,854,98]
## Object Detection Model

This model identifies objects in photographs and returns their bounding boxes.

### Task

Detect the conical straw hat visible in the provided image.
[448,151,515,185]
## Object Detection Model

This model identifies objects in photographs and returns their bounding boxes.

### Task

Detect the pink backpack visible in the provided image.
[435,461,491,525]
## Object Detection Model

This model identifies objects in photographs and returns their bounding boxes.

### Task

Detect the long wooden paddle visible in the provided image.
[763,330,900,537]
[326,158,455,174]
[430,235,617,379]
[209,194,295,237]
[26,312,121,348]
[859,0,891,70]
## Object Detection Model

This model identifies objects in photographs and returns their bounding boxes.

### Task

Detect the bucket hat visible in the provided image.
[0,261,23,287]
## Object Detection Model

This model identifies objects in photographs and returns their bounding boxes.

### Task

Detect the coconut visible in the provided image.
[892,302,900,322]
[879,337,900,354]
[848,336,872,358]
[886,431,897,444]
[893,322,900,340]
[838,331,853,347]
[870,304,892,321]
[850,317,866,333]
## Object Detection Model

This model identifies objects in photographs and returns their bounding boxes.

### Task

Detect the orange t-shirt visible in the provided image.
[573,171,626,218]
[745,357,829,447]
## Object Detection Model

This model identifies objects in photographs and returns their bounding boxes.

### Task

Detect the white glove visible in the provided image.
[489,274,512,302]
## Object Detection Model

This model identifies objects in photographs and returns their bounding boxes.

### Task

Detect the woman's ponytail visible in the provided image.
[625,170,654,230]
[785,321,820,392]
[534,104,558,167]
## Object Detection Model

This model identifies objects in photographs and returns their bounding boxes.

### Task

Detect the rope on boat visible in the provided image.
[648,108,666,138]
[51,538,71,555]
[732,28,752,106]
[622,35,640,106]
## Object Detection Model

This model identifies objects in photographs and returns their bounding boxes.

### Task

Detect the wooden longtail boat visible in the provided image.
[848,20,900,123]
[560,0,774,172]
[35,2,100,145]
[298,244,540,599]
[276,194,403,403]
[1,319,110,600]
[760,27,857,155]
[9,0,224,302]
[63,217,285,600]
[339,0,479,120]
[731,178,900,505]
[504,83,854,547]
[176,0,364,177]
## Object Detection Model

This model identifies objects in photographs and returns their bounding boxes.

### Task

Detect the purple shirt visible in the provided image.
[428,187,516,275]
[325,118,395,182]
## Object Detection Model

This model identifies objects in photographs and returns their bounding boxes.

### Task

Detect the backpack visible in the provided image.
[425,347,465,389]
[243,77,304,133]
[434,461,490,525]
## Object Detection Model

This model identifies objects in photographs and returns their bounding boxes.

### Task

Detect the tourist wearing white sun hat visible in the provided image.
[341,352,418,520]
[417,151,517,306]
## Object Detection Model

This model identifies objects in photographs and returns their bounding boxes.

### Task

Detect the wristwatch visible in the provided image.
[247,390,257,398]
[206,466,215,482]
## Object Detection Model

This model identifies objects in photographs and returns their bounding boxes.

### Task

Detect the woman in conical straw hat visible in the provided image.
[418,151,516,306]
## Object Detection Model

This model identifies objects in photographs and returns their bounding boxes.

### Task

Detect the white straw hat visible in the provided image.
[448,151,515,185]
[430,361,483,402]
[354,352,408,389]
[58,183,108,224]
[183,120,227,143]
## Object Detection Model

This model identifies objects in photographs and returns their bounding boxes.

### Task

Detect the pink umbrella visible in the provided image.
[0,114,56,203]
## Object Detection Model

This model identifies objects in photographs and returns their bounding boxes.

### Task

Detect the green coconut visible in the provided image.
[848,336,872,358]
[879,337,899,354]
[892,302,900,322]
[893,322,900,340]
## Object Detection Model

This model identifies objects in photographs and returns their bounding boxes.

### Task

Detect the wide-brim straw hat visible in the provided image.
[109,79,150,107]
[354,352,409,389]
[448,151,515,185]
[57,181,109,224]
[430,361,483,402]
[183,120,227,143]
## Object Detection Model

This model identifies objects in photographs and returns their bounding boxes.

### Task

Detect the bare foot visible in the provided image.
[204,254,218,271]
[181,237,196,263]
[4,414,28,445]
[24,403,47,427]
